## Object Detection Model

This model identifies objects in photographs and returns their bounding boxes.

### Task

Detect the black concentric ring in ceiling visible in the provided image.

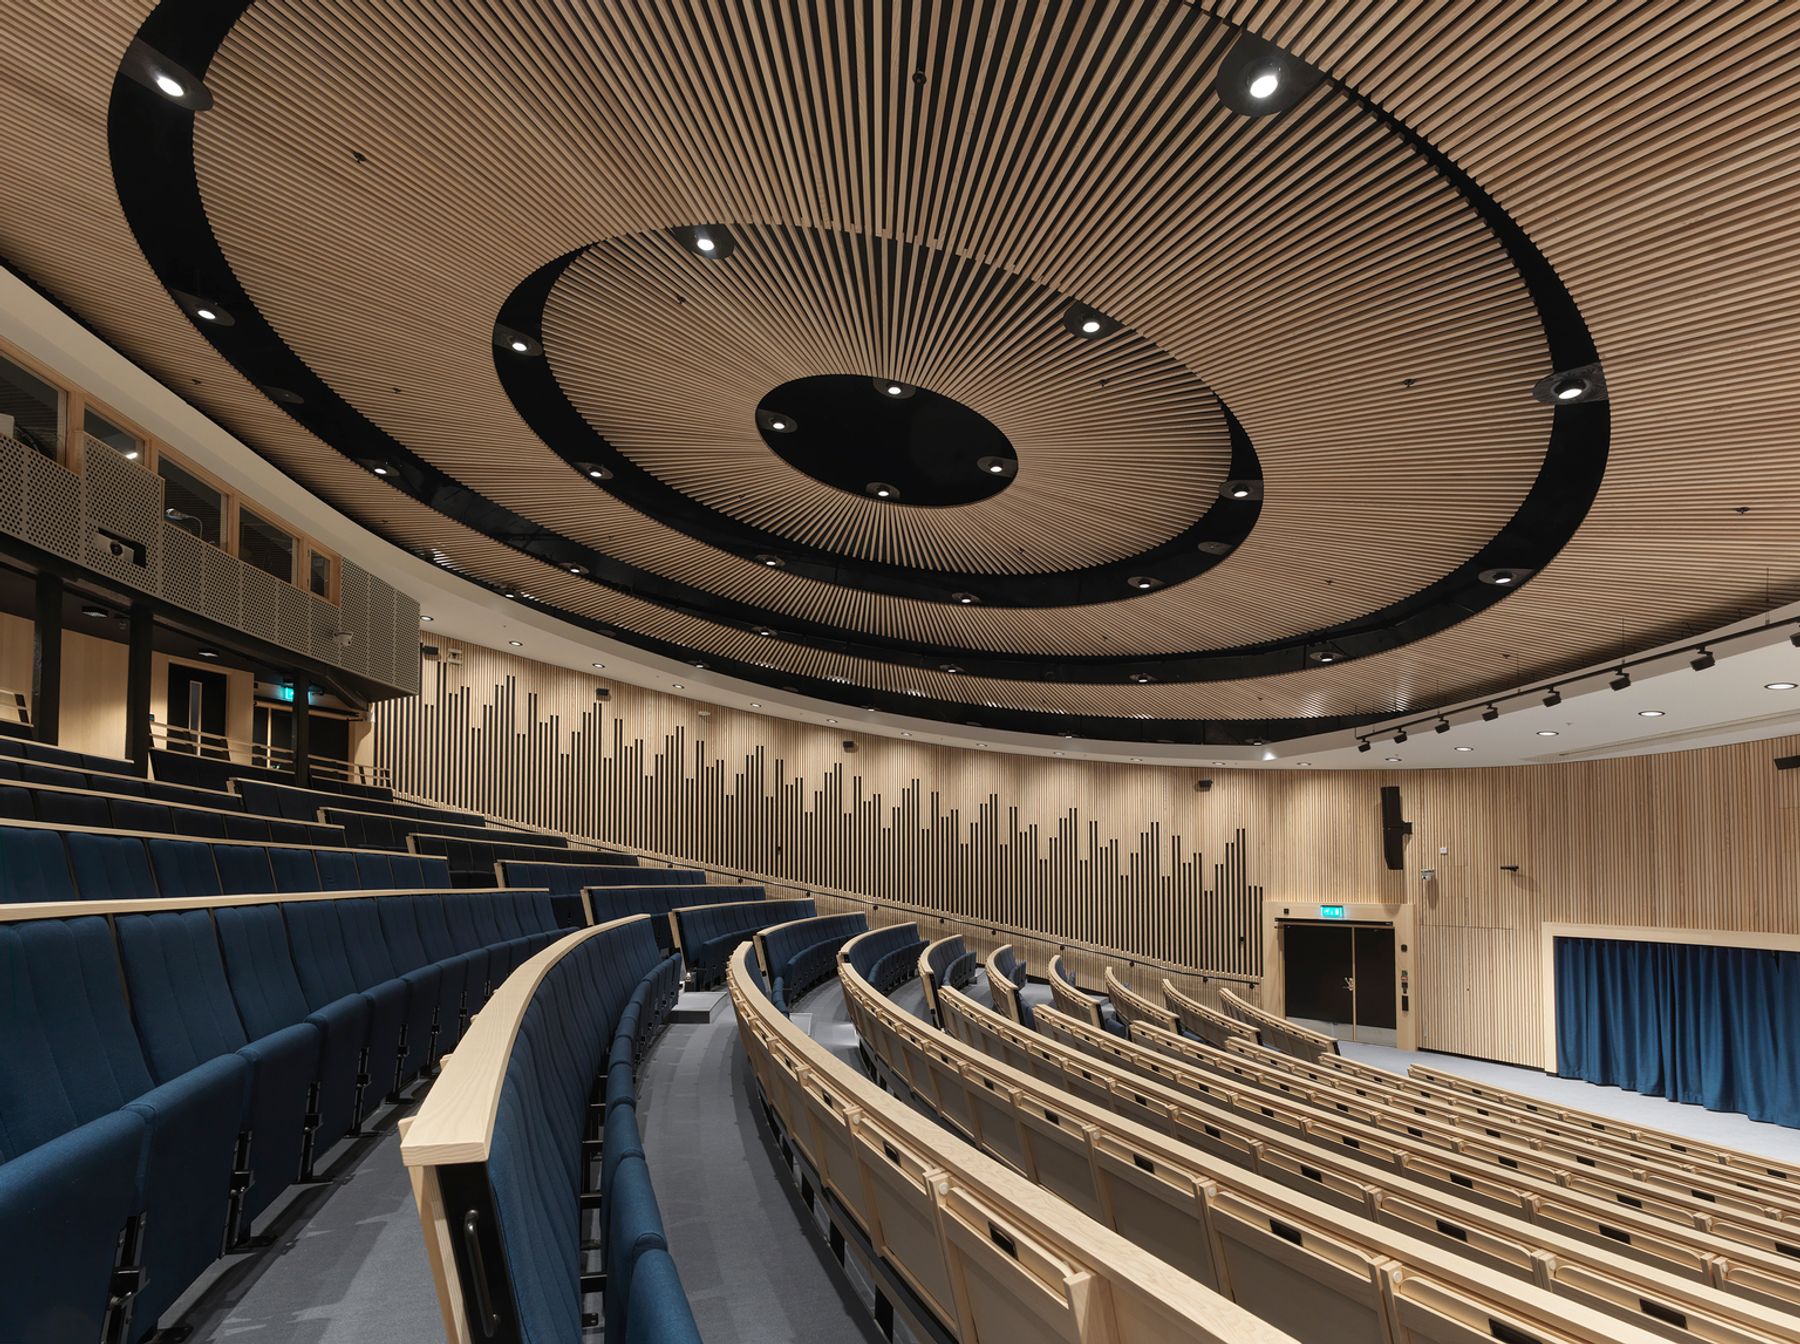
[103,1,1609,742]
[755,375,1016,507]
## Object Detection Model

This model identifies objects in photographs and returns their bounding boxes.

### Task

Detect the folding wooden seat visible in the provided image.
[1206,1188,1394,1344]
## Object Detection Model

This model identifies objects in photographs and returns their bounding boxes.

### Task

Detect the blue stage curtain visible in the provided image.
[1555,937,1800,1127]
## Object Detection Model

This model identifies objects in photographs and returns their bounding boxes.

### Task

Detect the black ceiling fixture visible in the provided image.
[669,224,736,260]
[1061,302,1121,339]
[1215,34,1325,118]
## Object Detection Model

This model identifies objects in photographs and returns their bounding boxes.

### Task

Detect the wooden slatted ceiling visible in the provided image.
[2,1,1798,726]
[544,228,1229,574]
[194,0,1545,648]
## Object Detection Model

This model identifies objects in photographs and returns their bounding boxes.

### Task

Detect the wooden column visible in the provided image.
[30,571,62,744]
[125,601,154,774]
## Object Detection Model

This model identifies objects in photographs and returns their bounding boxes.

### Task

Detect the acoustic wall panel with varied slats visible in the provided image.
[374,638,1800,1070]
[80,439,162,594]
[20,450,82,562]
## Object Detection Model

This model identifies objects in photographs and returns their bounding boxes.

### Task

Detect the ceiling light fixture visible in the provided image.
[1220,479,1263,502]
[123,450,140,460]
[508,640,522,647]
[1530,363,1607,407]
[81,605,109,618]
[566,564,588,575]
[1766,682,1797,691]
[592,662,605,669]
[509,338,529,353]
[1434,719,1451,734]
[1126,575,1161,592]
[372,465,389,476]
[197,648,218,659]
[1129,673,1155,684]
[1609,669,1632,691]
[1543,688,1562,708]
[1061,303,1119,339]
[951,592,979,605]
[1357,740,1371,753]
[1690,648,1715,672]
[1454,745,1474,752]
[1481,704,1500,722]
[975,455,1016,477]
[671,224,736,259]
[420,615,434,622]
[754,626,775,636]
[755,553,784,567]
[1537,729,1559,737]
[154,72,185,98]
[1638,709,1665,717]
[883,383,906,397]
[1554,378,1586,400]
[867,481,900,500]
[672,683,685,690]
[1080,319,1102,334]
[694,234,715,253]
[1385,757,1402,763]
[1247,69,1281,99]
[1393,729,1408,744]
[940,663,964,674]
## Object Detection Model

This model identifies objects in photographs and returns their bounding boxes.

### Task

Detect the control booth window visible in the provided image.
[308,548,335,600]
[158,455,225,545]
[239,505,296,583]
[84,406,143,461]
[0,352,64,459]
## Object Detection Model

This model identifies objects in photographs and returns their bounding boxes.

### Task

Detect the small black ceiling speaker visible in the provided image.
[1777,754,1800,772]
[1380,784,1412,871]
[1195,778,1214,792]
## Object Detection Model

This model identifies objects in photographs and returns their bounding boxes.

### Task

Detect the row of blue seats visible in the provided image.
[591,885,769,957]
[495,862,748,947]
[0,752,242,810]
[0,781,345,845]
[925,937,979,994]
[322,806,572,853]
[0,824,453,904]
[497,858,705,893]
[151,750,394,801]
[234,777,478,826]
[470,917,700,1342]
[673,897,815,988]
[1,887,562,1344]
[0,734,138,775]
[759,913,868,1012]
[412,830,638,885]
[842,920,928,996]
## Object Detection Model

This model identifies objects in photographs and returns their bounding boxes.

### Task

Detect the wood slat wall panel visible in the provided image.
[378,637,1800,1066]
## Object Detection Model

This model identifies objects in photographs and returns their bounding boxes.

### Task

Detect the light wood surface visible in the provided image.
[400,917,649,1167]
[0,885,538,924]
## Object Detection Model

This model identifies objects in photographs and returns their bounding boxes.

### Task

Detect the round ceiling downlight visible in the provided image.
[1247,70,1280,99]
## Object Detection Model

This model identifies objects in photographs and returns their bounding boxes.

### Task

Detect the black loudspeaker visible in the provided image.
[1380,785,1412,871]
[1777,754,1800,771]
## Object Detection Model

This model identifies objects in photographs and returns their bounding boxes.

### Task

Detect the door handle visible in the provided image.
[1343,978,1355,992]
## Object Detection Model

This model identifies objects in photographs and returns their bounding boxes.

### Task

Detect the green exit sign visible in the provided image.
[1319,905,1347,920]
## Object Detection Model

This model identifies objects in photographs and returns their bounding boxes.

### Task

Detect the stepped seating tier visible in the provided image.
[152,750,394,800]
[985,943,1032,1027]
[1104,967,1181,1034]
[231,778,474,825]
[755,912,868,1011]
[0,778,344,845]
[0,884,562,1343]
[838,920,927,997]
[401,918,701,1344]
[918,934,978,1027]
[410,830,637,887]
[842,960,1795,1344]
[1048,953,1110,1032]
[670,896,813,988]
[1164,980,1262,1050]
[0,750,243,810]
[1221,987,1339,1062]
[498,857,708,928]
[0,820,454,904]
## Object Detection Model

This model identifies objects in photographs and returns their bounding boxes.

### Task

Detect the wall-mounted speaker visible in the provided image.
[1777,754,1799,771]
[1380,784,1412,871]
[842,739,858,753]
[594,687,610,701]
[1195,778,1214,792]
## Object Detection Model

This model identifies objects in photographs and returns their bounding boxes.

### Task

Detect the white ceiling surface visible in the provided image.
[8,267,1797,771]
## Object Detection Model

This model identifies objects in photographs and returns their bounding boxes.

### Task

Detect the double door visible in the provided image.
[1281,921,1396,1044]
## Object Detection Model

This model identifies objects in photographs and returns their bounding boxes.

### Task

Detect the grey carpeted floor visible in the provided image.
[1340,1040,1800,1164]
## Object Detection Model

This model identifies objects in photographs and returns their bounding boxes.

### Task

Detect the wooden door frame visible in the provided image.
[1262,900,1417,1051]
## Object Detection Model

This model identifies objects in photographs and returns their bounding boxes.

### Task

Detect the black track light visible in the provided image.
[1357,740,1371,753]
[1543,688,1562,708]
[1791,631,1800,649]
[1393,729,1408,744]
[1433,719,1451,735]
[1481,704,1500,722]
[1609,669,1632,692]
[1690,648,1715,672]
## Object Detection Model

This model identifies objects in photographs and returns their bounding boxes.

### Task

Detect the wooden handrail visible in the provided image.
[0,687,30,725]
[0,886,540,924]
[152,720,390,787]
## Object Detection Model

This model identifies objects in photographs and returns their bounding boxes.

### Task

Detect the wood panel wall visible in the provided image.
[373,637,1800,1067]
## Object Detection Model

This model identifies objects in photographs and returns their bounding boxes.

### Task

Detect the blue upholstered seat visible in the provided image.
[623,1250,704,1344]
[268,846,321,892]
[216,844,277,895]
[282,901,409,1114]
[605,1155,669,1338]
[312,849,362,890]
[146,837,222,898]
[334,898,440,1082]
[0,825,76,903]
[66,832,153,900]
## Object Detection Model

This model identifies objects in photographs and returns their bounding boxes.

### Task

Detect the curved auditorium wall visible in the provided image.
[374,637,1800,1068]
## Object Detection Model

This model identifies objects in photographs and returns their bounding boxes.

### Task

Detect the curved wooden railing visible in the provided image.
[1048,954,1106,1030]
[1102,966,1179,1034]
[1220,987,1338,1061]
[917,934,977,1027]
[1163,980,1261,1050]
[730,943,1294,1344]
[839,965,1797,1344]
[984,944,1028,1026]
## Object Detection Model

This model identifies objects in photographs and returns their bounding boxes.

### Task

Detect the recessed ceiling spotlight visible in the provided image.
[508,640,522,647]
[672,683,685,690]
[825,718,838,725]
[749,702,761,708]
[1393,729,1408,744]
[420,615,435,622]
[690,660,707,669]
[1638,709,1665,717]
[493,324,540,357]
[1609,669,1632,691]
[592,662,605,669]
[1061,302,1120,339]
[771,418,786,430]
[1129,672,1156,684]
[1479,567,1534,587]
[579,462,613,481]
[81,605,109,618]
[372,465,390,476]
[872,378,915,399]
[1481,704,1499,722]
[1543,687,1562,708]
[1247,69,1281,99]
[1536,729,1559,737]
[1766,682,1797,691]
[951,592,980,605]
[940,663,964,674]
[1357,740,1371,753]
[197,648,219,659]
[975,455,1016,478]
[1454,745,1474,752]
[1081,319,1102,334]
[1530,362,1607,406]
[1385,756,1402,763]
[1126,575,1162,592]
[1220,479,1263,502]
[1216,34,1321,117]
[154,72,185,98]
[509,339,529,353]
[502,589,521,600]
[1690,648,1715,672]
[1196,539,1234,556]
[566,564,588,575]
[671,224,736,259]
[866,481,900,500]
[753,625,775,636]
[1433,719,1451,734]
[755,553,784,567]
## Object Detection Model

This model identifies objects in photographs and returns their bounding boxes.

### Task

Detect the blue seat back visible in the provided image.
[216,845,277,895]
[281,901,362,1007]
[377,898,432,972]
[147,837,222,898]
[213,904,314,1037]
[333,899,400,986]
[269,846,321,892]
[65,832,153,901]
[312,850,361,890]
[0,825,76,904]
[110,797,173,833]
[115,910,249,1082]
[412,896,460,961]
[354,853,395,889]
[31,791,109,829]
